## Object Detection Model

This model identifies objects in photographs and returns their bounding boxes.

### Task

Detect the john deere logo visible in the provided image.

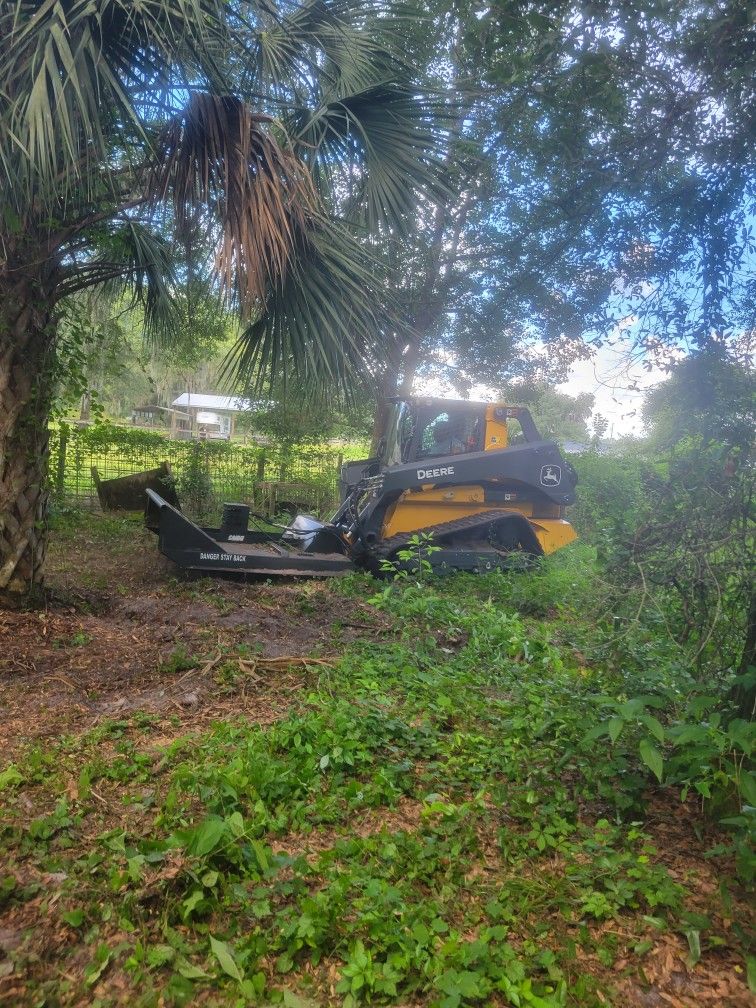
[540,465,561,487]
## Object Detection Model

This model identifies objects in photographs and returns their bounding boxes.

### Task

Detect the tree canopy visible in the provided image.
[0,0,443,600]
[374,0,754,402]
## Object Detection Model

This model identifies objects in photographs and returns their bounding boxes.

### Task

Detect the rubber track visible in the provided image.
[374,509,537,561]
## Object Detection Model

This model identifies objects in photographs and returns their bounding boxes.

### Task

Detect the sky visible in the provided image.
[422,337,672,439]
[416,313,682,438]
[555,332,671,437]
[468,321,675,438]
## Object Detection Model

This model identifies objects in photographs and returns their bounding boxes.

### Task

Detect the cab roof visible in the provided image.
[386,396,504,409]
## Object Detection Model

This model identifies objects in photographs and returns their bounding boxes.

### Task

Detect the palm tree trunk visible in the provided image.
[0,281,56,607]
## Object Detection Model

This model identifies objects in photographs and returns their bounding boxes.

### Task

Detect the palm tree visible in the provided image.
[0,0,441,605]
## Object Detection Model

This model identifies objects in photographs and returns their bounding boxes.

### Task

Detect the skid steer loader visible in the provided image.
[145,397,578,577]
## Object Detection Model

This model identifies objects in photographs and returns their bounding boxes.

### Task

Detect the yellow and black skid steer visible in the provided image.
[145,397,578,577]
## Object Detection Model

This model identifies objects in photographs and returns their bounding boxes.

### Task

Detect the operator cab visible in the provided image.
[379,397,540,467]
[339,397,549,508]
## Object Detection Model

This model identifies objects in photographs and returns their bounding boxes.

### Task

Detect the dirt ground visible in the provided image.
[0,515,753,1008]
[0,514,385,756]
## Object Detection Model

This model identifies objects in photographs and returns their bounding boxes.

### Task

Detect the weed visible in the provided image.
[159,646,199,675]
[4,547,753,1006]
[383,531,440,575]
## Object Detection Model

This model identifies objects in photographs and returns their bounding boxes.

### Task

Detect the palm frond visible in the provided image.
[240,0,449,233]
[150,92,318,313]
[1,0,228,214]
[222,219,395,396]
[59,219,180,339]
[292,82,448,232]
[114,221,181,340]
[247,0,386,100]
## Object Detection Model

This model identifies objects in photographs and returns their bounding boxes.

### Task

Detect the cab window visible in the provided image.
[399,410,416,462]
[419,411,481,458]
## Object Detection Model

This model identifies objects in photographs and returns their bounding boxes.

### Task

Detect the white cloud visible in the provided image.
[557,335,672,437]
[414,327,679,438]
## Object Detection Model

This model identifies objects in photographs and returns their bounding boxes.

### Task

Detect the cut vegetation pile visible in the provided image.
[0,514,753,1007]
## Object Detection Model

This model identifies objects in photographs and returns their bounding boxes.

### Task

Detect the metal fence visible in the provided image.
[49,423,354,520]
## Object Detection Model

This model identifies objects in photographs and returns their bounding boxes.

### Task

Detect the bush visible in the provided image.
[570,448,645,561]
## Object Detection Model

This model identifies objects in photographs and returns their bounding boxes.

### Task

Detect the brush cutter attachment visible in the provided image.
[145,490,355,577]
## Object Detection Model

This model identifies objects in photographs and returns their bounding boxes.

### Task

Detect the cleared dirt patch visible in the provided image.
[0,515,387,754]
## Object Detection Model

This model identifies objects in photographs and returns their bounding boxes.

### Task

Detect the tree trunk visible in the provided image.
[0,282,56,608]
[399,341,421,397]
[368,331,430,456]
[369,364,400,457]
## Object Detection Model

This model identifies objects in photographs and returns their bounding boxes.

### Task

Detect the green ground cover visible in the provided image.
[1,540,753,1006]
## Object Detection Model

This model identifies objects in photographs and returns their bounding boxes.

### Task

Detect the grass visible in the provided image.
[1,543,753,1006]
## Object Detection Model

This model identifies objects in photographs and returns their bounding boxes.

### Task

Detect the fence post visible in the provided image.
[56,424,68,500]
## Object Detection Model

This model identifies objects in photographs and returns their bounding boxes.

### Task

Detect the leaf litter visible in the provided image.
[0,516,752,1006]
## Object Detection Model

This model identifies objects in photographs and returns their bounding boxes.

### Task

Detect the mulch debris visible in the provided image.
[0,520,386,755]
[0,518,752,1006]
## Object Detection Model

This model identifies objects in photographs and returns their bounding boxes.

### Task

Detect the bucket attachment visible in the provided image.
[94,462,178,513]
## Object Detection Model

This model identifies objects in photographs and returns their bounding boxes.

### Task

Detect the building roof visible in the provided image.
[561,440,611,455]
[136,404,189,415]
[561,440,590,454]
[171,393,254,412]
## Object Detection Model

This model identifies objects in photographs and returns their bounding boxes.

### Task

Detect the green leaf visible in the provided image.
[619,698,646,718]
[672,724,708,745]
[584,724,610,743]
[638,695,668,710]
[0,765,22,791]
[276,953,295,974]
[84,944,112,986]
[176,958,210,980]
[209,935,243,983]
[746,954,756,994]
[608,717,624,743]
[282,990,321,1008]
[251,839,270,872]
[189,817,226,857]
[640,714,665,743]
[146,944,175,968]
[639,739,664,783]
[739,771,756,807]
[227,811,245,837]
[725,719,754,755]
[181,890,205,920]
[437,969,482,998]
[685,929,701,967]
[62,909,84,928]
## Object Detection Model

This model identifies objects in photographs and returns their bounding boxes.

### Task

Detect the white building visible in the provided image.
[169,393,255,440]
